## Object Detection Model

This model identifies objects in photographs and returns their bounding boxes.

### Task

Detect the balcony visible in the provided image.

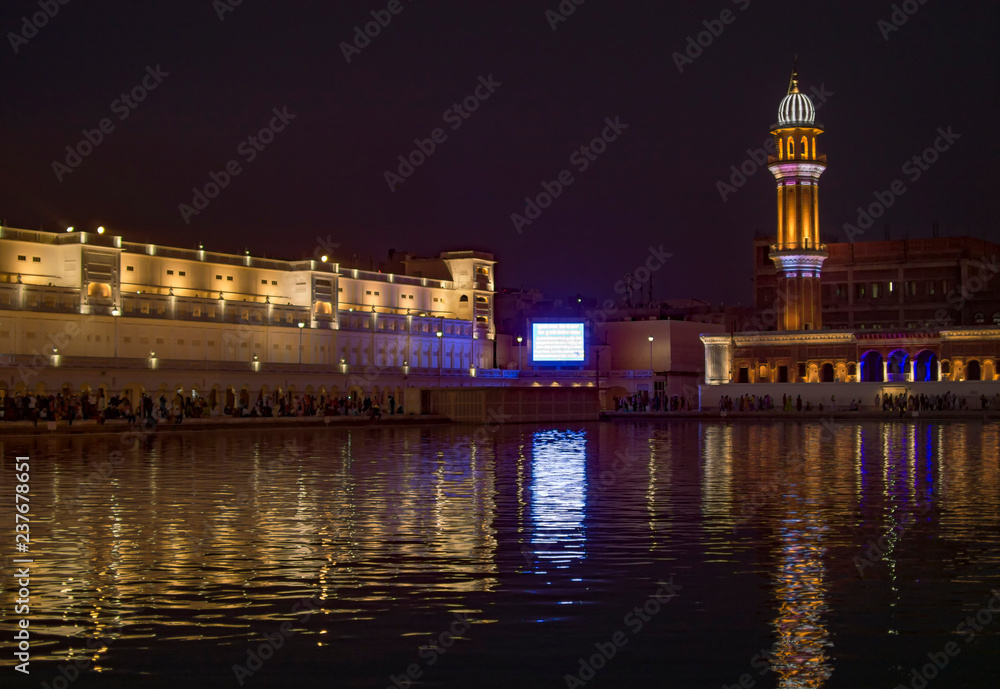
[770,242,828,253]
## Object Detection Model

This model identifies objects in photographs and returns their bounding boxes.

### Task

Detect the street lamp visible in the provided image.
[111,307,121,358]
[516,335,523,371]
[297,322,305,364]
[648,336,654,371]
[436,330,443,388]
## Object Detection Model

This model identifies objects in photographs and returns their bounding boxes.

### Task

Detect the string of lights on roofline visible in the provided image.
[62,224,332,263]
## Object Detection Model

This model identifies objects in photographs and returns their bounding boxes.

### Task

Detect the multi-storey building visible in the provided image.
[753,236,1000,330]
[701,66,1000,406]
[0,225,496,407]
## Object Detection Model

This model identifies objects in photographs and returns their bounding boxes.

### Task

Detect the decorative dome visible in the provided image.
[777,63,816,127]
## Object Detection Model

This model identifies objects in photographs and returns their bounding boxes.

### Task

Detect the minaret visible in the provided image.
[768,61,827,331]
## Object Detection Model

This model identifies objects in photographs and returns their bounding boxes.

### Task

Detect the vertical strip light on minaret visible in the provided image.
[767,61,827,331]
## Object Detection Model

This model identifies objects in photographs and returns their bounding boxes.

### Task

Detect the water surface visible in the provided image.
[1,421,998,688]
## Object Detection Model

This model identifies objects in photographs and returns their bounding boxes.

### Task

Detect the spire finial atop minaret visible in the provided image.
[788,55,800,94]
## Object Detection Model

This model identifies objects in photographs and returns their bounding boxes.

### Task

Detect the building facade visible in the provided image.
[753,236,1000,331]
[0,226,498,407]
[701,67,1000,407]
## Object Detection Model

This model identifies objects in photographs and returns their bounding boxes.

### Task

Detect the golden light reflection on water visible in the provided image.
[0,421,998,686]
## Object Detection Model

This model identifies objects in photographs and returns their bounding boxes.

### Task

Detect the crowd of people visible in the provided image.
[609,389,1000,414]
[614,392,692,412]
[0,389,402,425]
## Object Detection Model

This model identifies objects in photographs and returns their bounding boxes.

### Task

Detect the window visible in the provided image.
[974,312,985,324]
[216,275,222,280]
[272,281,277,285]
[855,284,866,299]
[871,283,881,298]
[127,266,134,272]
[408,295,413,299]
[888,281,894,293]
[338,287,343,292]
[179,271,185,276]
[798,363,807,378]
[167,270,174,275]
[17,255,26,261]
[366,291,371,295]
[374,291,379,296]
[262,280,268,285]
[32,257,41,263]
[227,276,233,281]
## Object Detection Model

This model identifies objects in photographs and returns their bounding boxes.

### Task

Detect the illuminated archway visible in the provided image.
[860,351,883,382]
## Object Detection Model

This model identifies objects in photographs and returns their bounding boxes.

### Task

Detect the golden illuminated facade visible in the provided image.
[699,64,1000,405]
[768,64,827,331]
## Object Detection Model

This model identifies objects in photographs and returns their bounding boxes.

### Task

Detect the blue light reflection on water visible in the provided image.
[528,429,587,571]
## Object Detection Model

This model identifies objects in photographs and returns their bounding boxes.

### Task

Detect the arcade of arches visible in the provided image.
[705,330,1000,385]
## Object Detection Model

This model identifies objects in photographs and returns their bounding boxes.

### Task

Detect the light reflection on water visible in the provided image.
[0,421,997,687]
[529,430,587,571]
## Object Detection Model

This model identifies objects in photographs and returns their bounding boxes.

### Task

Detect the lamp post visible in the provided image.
[436,330,443,388]
[111,307,120,358]
[516,335,523,371]
[648,336,655,410]
[297,322,305,365]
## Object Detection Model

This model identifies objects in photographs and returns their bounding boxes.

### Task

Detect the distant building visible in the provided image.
[753,236,1000,330]
[701,65,1000,406]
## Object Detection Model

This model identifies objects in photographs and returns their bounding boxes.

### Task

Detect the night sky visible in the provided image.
[1,1,997,306]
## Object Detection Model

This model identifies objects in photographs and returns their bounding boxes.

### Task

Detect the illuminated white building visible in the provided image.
[0,225,497,405]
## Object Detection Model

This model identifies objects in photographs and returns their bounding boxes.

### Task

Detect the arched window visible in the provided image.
[974,312,985,324]
[778,138,784,159]
[459,295,469,302]
[801,136,809,159]
[787,137,794,157]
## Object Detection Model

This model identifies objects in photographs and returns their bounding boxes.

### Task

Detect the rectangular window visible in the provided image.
[227,276,233,281]
[366,290,371,295]
[127,266,134,272]
[374,291,379,296]
[17,255,26,261]
[32,257,41,263]
[409,295,414,300]
[271,280,277,285]
[856,284,866,299]
[179,271,186,277]
[216,275,222,280]
[262,280,268,285]
[167,270,174,275]
[871,283,881,298]
[928,280,935,296]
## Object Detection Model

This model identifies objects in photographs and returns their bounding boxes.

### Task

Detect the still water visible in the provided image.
[1,421,999,688]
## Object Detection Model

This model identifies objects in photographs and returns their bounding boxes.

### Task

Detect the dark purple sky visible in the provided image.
[2,1,997,306]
